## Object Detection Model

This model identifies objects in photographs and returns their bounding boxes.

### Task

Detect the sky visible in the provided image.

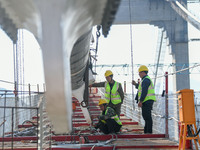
[0,2,199,94]
[0,29,44,92]
[92,2,200,93]
[92,24,161,93]
[92,21,200,93]
[93,24,170,93]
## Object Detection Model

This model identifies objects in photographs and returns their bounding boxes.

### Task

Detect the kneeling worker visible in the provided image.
[94,99,122,134]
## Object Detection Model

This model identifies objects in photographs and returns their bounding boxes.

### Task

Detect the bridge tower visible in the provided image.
[114,0,190,92]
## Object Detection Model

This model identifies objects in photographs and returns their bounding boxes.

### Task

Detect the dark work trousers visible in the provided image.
[141,100,154,134]
[108,102,121,118]
[98,119,122,134]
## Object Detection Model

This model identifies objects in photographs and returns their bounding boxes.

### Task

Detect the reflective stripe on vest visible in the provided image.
[101,107,122,125]
[104,81,122,104]
[138,76,156,103]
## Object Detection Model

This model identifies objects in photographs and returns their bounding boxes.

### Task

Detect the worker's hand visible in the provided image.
[132,80,137,85]
[138,102,142,107]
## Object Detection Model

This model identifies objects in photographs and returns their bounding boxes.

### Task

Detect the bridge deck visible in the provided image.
[0,89,179,149]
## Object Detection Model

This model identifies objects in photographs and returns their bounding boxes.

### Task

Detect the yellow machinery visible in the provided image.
[177,89,200,150]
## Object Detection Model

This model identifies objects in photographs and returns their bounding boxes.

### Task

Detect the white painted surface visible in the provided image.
[0,0,107,133]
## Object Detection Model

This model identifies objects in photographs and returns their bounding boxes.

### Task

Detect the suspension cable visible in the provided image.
[155,63,200,79]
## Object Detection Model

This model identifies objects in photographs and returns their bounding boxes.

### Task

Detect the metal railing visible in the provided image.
[38,96,52,150]
[0,90,49,149]
[121,92,200,148]
[96,87,200,148]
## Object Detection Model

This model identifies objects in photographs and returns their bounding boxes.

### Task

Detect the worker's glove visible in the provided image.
[132,80,137,85]
[99,115,109,120]
[94,125,98,129]
[94,122,101,129]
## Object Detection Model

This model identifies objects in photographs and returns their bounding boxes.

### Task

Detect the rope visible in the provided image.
[94,25,101,73]
[128,0,135,110]
[0,79,38,87]
[13,42,16,87]
[16,30,20,92]
[21,29,25,100]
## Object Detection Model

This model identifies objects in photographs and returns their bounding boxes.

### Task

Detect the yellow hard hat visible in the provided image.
[98,99,108,106]
[138,65,148,72]
[105,70,113,77]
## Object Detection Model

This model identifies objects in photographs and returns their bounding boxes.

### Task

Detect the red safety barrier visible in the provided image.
[51,134,166,142]
[48,145,178,150]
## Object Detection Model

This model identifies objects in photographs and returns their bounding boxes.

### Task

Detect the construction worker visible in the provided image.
[90,70,124,118]
[132,65,156,134]
[94,99,122,134]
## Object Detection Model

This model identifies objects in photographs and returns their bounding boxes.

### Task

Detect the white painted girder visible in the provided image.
[0,0,107,133]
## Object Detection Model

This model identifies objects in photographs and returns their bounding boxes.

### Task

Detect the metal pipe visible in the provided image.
[165,72,169,138]
[14,81,19,129]
[83,60,89,107]
[2,91,7,150]
[154,30,164,86]
[29,84,32,119]
[37,108,39,149]
[49,127,52,150]
[0,106,38,109]
[37,84,39,93]
[11,108,14,150]
[124,81,126,94]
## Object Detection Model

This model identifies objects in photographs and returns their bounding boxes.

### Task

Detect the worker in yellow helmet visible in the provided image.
[132,65,156,134]
[94,99,122,134]
[90,70,124,118]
